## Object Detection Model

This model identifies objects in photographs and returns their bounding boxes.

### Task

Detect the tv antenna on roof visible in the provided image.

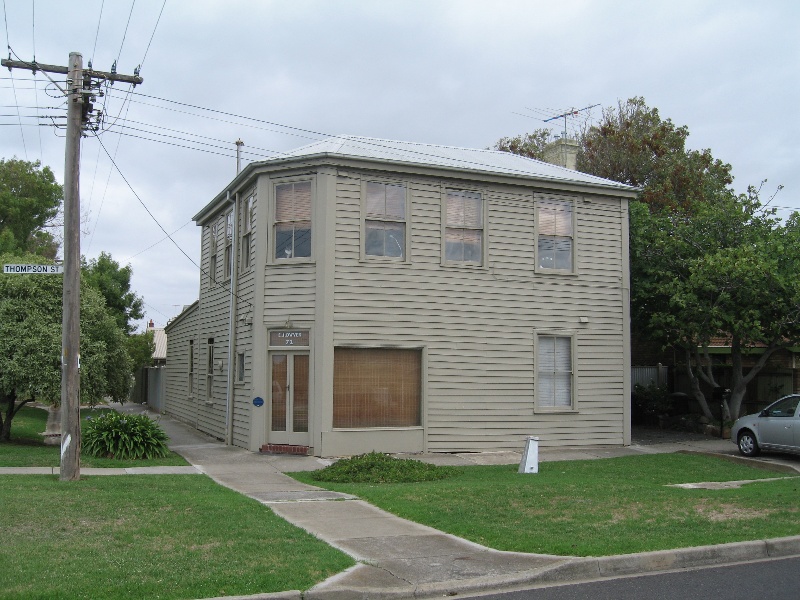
[543,104,599,139]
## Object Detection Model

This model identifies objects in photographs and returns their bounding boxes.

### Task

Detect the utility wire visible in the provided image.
[31,0,44,162]
[91,0,104,66]
[117,1,136,65]
[123,219,193,262]
[92,131,253,310]
[2,1,28,159]
[87,85,136,252]
[109,90,600,179]
[139,0,165,70]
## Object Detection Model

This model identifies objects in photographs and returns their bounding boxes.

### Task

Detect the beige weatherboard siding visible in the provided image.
[163,136,636,457]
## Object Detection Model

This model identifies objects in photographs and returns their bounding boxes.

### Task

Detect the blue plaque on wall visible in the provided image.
[252,397,264,407]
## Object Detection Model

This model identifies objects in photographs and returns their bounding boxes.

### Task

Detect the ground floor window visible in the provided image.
[333,348,421,428]
[537,335,574,409]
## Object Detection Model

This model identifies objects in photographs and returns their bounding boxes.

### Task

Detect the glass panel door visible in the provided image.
[269,352,310,445]
[293,355,309,433]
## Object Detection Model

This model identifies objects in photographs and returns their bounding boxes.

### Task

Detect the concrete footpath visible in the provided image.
[6,404,800,600]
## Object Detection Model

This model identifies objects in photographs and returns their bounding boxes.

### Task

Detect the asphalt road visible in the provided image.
[469,556,800,600]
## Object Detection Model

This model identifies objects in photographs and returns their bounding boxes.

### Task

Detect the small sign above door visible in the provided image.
[269,330,310,347]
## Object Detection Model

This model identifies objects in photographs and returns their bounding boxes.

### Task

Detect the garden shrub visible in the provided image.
[83,411,169,460]
[311,451,460,484]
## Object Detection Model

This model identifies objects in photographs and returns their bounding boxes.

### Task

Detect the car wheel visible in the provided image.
[738,431,760,457]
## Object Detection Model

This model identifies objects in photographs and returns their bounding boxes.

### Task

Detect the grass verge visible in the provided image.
[0,405,188,467]
[0,475,354,600]
[291,453,800,556]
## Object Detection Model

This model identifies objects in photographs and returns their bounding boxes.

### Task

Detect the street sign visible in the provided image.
[4,264,64,274]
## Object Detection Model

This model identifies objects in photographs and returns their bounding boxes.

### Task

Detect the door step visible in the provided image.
[260,444,311,456]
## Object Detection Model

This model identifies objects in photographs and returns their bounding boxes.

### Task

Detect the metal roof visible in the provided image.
[269,135,635,191]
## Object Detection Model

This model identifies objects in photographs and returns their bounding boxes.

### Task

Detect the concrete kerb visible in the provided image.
[303,537,800,600]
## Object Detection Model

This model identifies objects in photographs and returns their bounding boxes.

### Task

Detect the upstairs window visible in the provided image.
[241,193,254,271]
[208,222,218,284]
[365,181,406,259]
[275,181,312,260]
[224,210,234,280]
[445,189,483,264]
[537,199,574,272]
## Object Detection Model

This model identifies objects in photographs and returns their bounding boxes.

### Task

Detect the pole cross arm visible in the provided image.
[1,58,143,85]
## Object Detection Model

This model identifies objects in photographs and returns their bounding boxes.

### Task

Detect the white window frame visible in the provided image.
[236,351,246,383]
[240,192,255,272]
[207,222,219,286]
[535,332,577,412]
[206,338,215,401]
[361,179,410,262]
[535,195,577,274]
[441,187,487,267]
[271,178,314,263]
[224,210,234,281]
[188,339,195,395]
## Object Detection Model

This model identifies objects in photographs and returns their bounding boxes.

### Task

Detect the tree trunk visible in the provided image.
[1,392,16,441]
[682,348,714,420]
[0,392,29,442]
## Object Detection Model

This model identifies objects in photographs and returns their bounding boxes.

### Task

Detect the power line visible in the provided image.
[90,0,104,66]
[2,1,27,159]
[91,130,253,310]
[139,0,165,70]
[123,219,193,262]
[107,89,599,179]
[116,1,136,65]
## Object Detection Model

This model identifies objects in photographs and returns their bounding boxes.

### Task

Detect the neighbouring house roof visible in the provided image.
[152,327,167,361]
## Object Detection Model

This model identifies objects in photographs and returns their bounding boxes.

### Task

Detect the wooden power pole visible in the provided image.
[2,52,142,481]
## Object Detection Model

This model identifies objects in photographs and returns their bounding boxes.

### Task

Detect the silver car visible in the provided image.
[732,394,800,457]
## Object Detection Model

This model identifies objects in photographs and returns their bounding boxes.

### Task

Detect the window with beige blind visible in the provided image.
[537,335,574,410]
[537,198,574,272]
[274,181,312,260]
[333,348,421,428]
[365,181,406,259]
[444,189,483,264]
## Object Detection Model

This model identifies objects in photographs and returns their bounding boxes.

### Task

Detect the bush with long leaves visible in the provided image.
[83,411,169,460]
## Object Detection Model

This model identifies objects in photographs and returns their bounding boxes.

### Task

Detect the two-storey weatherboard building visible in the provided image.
[164,136,637,457]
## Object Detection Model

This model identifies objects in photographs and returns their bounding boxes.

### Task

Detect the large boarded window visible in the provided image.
[275,181,312,260]
[333,348,421,428]
[445,189,483,263]
[537,335,573,409]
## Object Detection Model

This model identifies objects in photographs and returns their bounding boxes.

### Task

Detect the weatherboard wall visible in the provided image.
[326,171,629,454]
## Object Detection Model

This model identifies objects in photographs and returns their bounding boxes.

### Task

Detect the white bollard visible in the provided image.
[518,436,539,474]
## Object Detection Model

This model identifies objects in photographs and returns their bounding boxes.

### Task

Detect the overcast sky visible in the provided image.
[2,0,798,330]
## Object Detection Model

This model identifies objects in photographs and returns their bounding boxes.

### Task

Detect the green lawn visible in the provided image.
[0,475,354,600]
[0,405,188,467]
[291,453,800,556]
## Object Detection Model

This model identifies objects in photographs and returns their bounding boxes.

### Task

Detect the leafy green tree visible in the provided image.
[577,97,734,212]
[0,158,62,259]
[632,190,800,421]
[0,252,131,441]
[126,330,155,373]
[82,252,145,335]
[493,128,555,161]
